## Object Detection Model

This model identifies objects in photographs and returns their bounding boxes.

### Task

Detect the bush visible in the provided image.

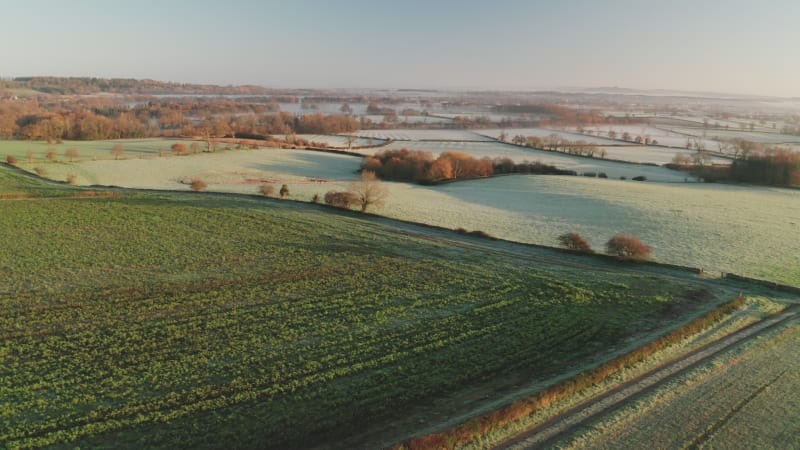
[66,173,78,185]
[311,194,321,204]
[34,167,47,176]
[632,175,647,181]
[172,143,189,155]
[558,232,593,253]
[605,234,652,260]
[6,155,18,164]
[279,184,290,199]
[190,178,208,191]
[259,183,275,197]
[324,190,358,209]
[582,172,597,177]
[598,172,608,178]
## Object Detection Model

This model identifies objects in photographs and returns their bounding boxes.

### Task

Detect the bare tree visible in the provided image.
[279,184,290,199]
[65,148,79,162]
[349,170,388,212]
[260,183,275,197]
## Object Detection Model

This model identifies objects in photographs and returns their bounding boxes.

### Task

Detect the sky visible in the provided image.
[2,0,799,97]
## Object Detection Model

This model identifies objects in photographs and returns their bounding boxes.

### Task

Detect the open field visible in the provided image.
[665,126,800,145]
[570,125,717,149]
[552,315,800,449]
[0,139,199,161]
[479,128,625,146]
[19,145,800,284]
[346,129,495,141]
[0,164,742,449]
[23,148,362,188]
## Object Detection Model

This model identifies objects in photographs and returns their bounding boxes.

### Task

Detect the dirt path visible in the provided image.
[494,305,798,450]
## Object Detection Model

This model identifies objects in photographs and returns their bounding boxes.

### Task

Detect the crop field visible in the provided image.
[554,317,800,449]
[345,129,495,141]
[0,166,730,449]
[0,138,199,161]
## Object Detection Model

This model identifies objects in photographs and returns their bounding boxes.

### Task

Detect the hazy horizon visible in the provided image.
[4,0,799,98]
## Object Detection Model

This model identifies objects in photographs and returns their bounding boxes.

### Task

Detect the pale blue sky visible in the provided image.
[2,0,798,96]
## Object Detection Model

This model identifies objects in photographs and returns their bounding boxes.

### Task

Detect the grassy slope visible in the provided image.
[0,165,741,449]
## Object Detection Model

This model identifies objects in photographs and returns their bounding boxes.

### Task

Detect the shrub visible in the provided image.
[34,167,47,176]
[324,191,358,209]
[65,148,80,162]
[279,184,290,199]
[190,178,208,191]
[6,155,18,164]
[605,234,652,260]
[311,194,321,204]
[46,149,58,162]
[172,143,189,155]
[582,172,596,177]
[632,175,647,181]
[558,232,593,253]
[259,183,275,197]
[66,173,78,185]
[598,172,608,178]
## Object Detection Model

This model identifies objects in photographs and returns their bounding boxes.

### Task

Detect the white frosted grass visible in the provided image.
[345,129,494,141]
[53,150,800,285]
[59,149,361,190]
[479,128,623,145]
[666,127,800,145]
[597,146,731,165]
[378,176,800,284]
[574,125,715,149]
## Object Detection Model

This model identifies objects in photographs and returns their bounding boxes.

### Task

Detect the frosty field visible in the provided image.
[36,147,800,285]
[0,138,199,161]
[665,127,800,145]
[479,128,624,145]
[346,129,494,141]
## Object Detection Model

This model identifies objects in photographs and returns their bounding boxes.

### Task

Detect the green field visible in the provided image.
[0,164,743,449]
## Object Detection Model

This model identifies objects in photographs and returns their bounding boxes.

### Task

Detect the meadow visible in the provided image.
[0,138,199,161]
[0,164,728,449]
[19,145,800,285]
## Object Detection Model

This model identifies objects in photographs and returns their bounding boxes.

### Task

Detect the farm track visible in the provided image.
[493,304,799,450]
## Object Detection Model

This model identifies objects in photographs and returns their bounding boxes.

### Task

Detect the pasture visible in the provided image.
[0,166,730,449]
[0,138,199,161]
[19,145,800,285]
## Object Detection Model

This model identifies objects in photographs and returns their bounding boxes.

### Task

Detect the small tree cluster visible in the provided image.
[605,234,652,260]
[190,178,208,191]
[259,183,275,197]
[324,191,358,209]
[557,232,593,253]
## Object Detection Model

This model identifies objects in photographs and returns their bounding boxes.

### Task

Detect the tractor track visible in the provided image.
[493,304,798,449]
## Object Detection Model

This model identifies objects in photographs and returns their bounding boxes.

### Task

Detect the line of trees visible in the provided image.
[361,149,575,184]
[558,232,653,260]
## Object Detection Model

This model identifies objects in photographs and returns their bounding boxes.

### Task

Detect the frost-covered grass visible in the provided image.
[479,128,623,145]
[572,125,713,149]
[273,134,387,148]
[0,138,198,161]
[666,127,800,145]
[345,129,494,141]
[596,145,730,165]
[34,148,361,189]
[359,115,453,124]
[32,149,800,285]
